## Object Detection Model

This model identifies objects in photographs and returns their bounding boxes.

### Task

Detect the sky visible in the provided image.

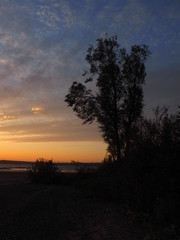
[0,0,179,162]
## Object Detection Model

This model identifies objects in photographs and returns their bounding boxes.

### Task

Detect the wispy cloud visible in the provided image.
[0,117,101,142]
[0,0,179,145]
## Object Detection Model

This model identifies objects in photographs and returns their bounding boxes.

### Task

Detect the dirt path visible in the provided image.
[0,173,148,240]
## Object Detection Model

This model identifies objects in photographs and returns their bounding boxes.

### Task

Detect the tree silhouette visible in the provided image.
[65,35,151,162]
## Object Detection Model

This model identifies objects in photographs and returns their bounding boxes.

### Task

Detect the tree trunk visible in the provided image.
[116,130,121,162]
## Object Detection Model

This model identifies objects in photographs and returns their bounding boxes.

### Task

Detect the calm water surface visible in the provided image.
[0,161,100,173]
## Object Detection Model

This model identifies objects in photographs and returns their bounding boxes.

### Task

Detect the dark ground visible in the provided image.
[0,172,150,240]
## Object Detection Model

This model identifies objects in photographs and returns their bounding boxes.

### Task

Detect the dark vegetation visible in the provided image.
[65,35,180,238]
[27,35,180,238]
[27,158,61,184]
[65,35,151,162]
[28,109,179,238]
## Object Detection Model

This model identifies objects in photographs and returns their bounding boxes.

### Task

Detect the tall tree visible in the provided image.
[65,35,151,162]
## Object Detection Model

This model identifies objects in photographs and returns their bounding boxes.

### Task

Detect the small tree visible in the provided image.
[27,158,61,184]
[65,35,151,162]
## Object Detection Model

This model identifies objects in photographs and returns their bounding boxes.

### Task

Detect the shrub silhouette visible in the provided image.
[96,106,180,224]
[27,158,61,184]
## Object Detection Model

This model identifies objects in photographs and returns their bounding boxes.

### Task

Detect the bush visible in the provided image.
[95,107,180,225]
[27,158,61,184]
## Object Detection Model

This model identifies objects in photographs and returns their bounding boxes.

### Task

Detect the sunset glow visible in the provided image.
[0,141,106,162]
[0,0,179,162]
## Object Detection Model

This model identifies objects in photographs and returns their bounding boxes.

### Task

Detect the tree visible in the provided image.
[65,35,151,162]
[27,158,61,184]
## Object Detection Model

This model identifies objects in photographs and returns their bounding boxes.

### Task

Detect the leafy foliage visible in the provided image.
[91,106,179,227]
[27,158,61,184]
[65,35,151,161]
[65,34,179,234]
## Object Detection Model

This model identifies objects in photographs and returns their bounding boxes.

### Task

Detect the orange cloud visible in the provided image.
[31,107,43,114]
[0,112,17,121]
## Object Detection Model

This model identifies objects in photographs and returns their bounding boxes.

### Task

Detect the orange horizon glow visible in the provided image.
[0,141,106,163]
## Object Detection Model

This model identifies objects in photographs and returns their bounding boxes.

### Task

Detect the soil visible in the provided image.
[0,172,149,240]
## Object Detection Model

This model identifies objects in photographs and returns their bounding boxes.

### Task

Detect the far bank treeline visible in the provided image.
[65,35,180,227]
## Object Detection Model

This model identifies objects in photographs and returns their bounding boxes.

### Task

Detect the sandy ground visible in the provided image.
[0,172,148,240]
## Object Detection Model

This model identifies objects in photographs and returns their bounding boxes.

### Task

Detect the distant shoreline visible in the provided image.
[0,160,100,173]
[0,160,101,164]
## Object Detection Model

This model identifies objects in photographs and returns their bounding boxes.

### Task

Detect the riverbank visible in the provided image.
[0,171,28,184]
[0,171,149,240]
[0,160,100,173]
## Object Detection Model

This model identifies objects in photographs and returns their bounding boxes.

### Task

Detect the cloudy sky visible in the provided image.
[0,0,179,162]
